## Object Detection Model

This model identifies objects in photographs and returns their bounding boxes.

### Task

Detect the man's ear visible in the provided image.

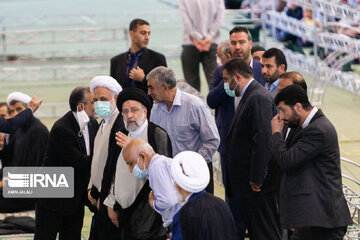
[77,102,84,112]
[279,64,286,74]
[161,82,168,91]
[294,102,302,113]
[234,72,242,83]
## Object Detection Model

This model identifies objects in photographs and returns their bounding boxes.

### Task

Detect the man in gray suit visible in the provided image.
[223,57,281,240]
[270,85,352,240]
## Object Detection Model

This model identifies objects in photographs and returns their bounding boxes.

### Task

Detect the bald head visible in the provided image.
[279,71,307,91]
[122,139,155,173]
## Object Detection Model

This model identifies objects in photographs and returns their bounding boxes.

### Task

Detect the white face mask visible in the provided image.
[77,105,90,135]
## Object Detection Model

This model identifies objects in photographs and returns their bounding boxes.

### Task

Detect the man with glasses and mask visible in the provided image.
[102,87,172,239]
[35,87,98,240]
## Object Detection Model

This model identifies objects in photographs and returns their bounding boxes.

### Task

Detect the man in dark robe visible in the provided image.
[170,151,237,240]
[0,92,49,213]
[100,87,172,239]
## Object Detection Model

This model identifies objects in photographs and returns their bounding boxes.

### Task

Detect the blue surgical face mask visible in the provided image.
[133,157,147,179]
[224,78,238,97]
[94,101,112,119]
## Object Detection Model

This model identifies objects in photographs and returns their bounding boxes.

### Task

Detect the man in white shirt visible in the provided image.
[179,0,225,91]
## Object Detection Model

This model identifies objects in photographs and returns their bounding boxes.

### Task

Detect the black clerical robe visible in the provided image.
[173,190,237,240]
[0,117,49,213]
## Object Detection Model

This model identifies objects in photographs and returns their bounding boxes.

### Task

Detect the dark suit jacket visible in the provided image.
[37,111,98,215]
[110,48,167,93]
[0,108,33,134]
[270,109,352,229]
[206,60,265,154]
[225,80,277,197]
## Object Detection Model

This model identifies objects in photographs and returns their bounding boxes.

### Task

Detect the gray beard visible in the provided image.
[124,115,146,132]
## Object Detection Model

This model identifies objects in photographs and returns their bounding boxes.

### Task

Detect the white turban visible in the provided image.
[7,92,31,105]
[171,151,210,193]
[90,76,123,95]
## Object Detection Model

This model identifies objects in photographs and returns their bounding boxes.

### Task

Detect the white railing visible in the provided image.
[0,64,108,82]
[0,27,128,45]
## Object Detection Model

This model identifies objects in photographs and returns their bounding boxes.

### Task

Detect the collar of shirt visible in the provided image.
[249,57,254,69]
[128,48,144,58]
[160,88,181,113]
[302,107,318,129]
[266,79,279,93]
[240,78,255,98]
[128,119,148,138]
[147,153,160,174]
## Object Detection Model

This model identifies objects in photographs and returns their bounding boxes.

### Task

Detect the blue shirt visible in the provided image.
[265,79,279,97]
[150,89,220,163]
[147,154,184,227]
[126,48,144,87]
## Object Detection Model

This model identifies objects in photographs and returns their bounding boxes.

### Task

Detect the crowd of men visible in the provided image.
[0,16,353,240]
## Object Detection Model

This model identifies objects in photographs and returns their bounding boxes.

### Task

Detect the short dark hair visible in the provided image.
[0,102,10,115]
[229,26,252,41]
[251,45,265,54]
[279,71,307,91]
[274,85,312,110]
[129,18,150,31]
[223,57,253,79]
[69,87,87,112]
[262,48,288,71]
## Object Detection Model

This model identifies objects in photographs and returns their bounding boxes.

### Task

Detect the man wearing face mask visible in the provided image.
[87,76,124,240]
[35,87,98,240]
[120,139,180,230]
[223,58,281,240]
[102,87,172,239]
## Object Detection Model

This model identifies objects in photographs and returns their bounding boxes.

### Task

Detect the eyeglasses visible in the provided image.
[121,107,141,116]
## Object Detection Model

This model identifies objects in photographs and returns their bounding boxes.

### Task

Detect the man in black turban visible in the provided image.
[100,87,173,240]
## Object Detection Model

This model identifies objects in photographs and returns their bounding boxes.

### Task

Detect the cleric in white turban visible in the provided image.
[90,76,123,95]
[7,92,31,106]
[170,151,237,240]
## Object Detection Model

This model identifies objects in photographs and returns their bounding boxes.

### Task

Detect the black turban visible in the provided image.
[116,88,152,119]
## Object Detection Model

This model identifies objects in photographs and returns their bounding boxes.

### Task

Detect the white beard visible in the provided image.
[124,113,146,132]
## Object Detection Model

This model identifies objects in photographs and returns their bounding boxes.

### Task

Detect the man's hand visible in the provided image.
[249,181,262,192]
[191,37,204,52]
[201,38,212,52]
[149,190,155,209]
[88,189,97,206]
[27,96,43,113]
[107,207,119,228]
[129,66,145,82]
[271,114,284,134]
[0,133,4,150]
[115,131,131,148]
